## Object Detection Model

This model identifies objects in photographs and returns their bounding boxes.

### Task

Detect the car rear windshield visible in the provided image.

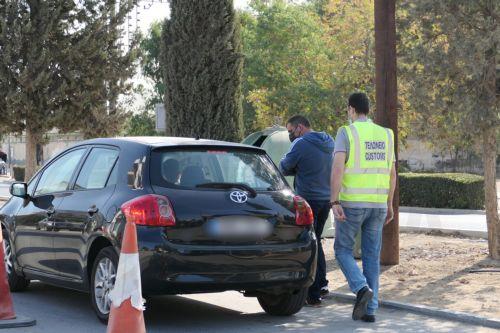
[150,148,287,191]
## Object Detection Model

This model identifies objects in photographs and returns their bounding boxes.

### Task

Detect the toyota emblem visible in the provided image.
[230,191,248,203]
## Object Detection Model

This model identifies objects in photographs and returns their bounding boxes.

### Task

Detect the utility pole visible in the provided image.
[374,0,399,265]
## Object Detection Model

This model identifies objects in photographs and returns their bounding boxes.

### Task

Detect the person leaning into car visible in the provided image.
[330,92,396,323]
[280,115,335,306]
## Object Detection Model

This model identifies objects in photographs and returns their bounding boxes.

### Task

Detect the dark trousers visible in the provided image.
[307,199,330,300]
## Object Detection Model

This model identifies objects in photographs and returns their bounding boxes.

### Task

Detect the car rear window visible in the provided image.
[151,148,286,191]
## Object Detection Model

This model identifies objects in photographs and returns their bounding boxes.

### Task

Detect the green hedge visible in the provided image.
[399,173,484,209]
[13,166,25,182]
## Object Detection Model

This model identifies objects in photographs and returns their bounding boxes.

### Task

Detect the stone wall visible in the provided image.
[399,138,499,175]
[1,132,83,168]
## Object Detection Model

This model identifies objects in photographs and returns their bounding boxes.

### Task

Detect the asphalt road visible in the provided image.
[2,282,496,333]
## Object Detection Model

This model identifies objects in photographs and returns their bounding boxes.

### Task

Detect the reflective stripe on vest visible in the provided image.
[341,187,390,195]
[344,168,390,175]
[340,122,394,204]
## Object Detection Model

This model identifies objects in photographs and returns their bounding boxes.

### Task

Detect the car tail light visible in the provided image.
[121,194,176,227]
[293,195,314,226]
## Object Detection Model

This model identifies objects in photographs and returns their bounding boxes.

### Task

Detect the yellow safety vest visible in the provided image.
[339,121,394,205]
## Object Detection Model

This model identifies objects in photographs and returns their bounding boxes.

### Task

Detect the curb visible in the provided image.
[399,226,488,239]
[0,315,36,329]
[400,206,485,215]
[323,227,488,240]
[331,292,500,329]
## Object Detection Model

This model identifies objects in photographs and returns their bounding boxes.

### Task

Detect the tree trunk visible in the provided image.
[24,127,39,182]
[483,127,500,259]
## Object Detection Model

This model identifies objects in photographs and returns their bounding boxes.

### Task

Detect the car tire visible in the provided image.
[90,246,118,324]
[257,287,307,316]
[2,228,30,292]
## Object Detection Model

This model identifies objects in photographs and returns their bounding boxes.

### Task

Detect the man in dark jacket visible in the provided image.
[280,115,335,306]
[0,150,7,175]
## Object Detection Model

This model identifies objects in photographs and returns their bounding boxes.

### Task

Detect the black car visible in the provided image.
[0,137,317,322]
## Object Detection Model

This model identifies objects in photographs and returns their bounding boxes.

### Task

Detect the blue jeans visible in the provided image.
[334,207,387,315]
[307,200,330,300]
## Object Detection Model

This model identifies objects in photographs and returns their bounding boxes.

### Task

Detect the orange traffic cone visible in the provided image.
[107,221,146,333]
[0,230,15,320]
[0,229,36,329]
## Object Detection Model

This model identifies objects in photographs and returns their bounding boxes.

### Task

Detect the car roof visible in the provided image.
[77,137,265,151]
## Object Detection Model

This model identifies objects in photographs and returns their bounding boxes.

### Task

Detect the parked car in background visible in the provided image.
[0,160,6,176]
[0,137,317,322]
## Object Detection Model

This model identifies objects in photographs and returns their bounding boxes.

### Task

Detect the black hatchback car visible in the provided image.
[1,137,317,322]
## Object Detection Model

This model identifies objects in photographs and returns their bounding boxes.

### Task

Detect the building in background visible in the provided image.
[0,131,83,171]
[399,137,499,175]
[155,103,166,133]
[2,124,497,176]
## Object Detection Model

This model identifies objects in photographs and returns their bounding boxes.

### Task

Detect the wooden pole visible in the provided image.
[374,0,399,265]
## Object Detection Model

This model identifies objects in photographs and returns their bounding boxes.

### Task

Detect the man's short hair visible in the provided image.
[286,115,311,128]
[348,92,370,115]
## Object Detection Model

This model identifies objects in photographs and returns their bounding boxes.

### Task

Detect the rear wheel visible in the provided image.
[90,247,118,324]
[257,287,307,316]
[2,228,30,291]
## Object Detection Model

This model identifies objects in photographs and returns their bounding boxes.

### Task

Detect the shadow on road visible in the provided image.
[7,281,495,333]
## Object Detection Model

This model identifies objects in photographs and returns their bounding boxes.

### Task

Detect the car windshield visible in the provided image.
[151,148,287,191]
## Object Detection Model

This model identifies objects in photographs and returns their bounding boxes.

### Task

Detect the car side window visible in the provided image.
[35,149,86,196]
[27,173,40,196]
[105,159,119,187]
[74,148,119,190]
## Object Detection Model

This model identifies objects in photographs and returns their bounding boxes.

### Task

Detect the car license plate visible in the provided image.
[205,216,272,240]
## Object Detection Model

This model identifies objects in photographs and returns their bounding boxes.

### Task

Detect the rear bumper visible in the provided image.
[136,227,317,295]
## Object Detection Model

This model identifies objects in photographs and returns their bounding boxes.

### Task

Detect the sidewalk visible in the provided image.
[399,207,487,238]
[0,175,13,200]
[398,179,500,239]
[318,206,489,239]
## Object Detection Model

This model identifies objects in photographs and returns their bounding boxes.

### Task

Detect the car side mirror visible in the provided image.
[10,182,28,199]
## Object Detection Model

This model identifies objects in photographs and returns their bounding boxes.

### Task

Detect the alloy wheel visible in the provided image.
[94,257,116,315]
[3,236,12,275]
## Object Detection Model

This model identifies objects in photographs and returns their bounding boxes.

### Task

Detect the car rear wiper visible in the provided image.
[195,182,257,198]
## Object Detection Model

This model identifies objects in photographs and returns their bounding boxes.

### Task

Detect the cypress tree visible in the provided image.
[0,1,138,180]
[162,0,244,142]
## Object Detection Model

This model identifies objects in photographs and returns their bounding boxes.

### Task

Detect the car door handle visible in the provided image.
[87,206,99,216]
[46,207,55,216]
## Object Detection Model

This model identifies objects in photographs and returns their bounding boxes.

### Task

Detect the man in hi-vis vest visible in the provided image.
[330,92,396,323]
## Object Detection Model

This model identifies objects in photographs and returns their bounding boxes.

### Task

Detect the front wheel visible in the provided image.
[2,228,30,291]
[90,247,118,324]
[257,287,307,316]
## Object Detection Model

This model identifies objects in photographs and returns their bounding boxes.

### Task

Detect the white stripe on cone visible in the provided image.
[108,253,145,311]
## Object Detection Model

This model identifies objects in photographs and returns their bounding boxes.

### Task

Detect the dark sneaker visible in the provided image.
[361,314,376,323]
[305,298,322,307]
[320,286,329,297]
[352,286,373,320]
